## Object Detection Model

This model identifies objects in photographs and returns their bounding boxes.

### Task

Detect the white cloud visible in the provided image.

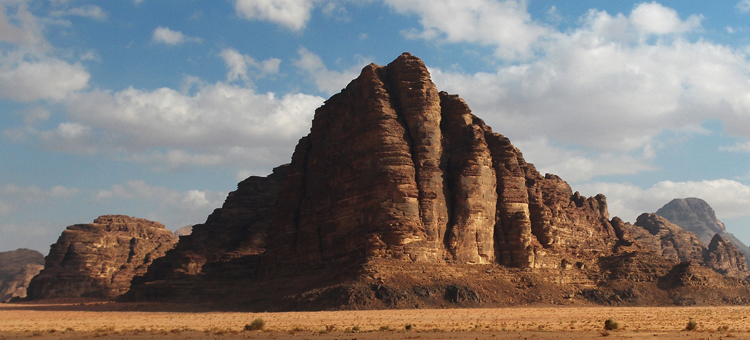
[737,0,750,13]
[219,47,281,84]
[18,82,324,170]
[0,4,91,102]
[578,179,750,223]
[629,2,701,36]
[514,137,655,183]
[151,26,202,45]
[0,184,80,217]
[294,47,371,95]
[233,0,314,31]
[383,0,549,60]
[95,180,226,227]
[426,5,750,158]
[51,5,108,21]
[0,58,90,102]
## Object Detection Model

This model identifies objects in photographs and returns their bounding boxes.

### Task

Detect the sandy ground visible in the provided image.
[1,302,749,339]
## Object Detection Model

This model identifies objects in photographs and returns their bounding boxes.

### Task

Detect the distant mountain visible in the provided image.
[656,197,750,268]
[0,248,44,302]
[173,225,193,237]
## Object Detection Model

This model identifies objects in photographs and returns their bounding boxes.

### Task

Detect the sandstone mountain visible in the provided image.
[656,198,750,268]
[0,248,44,302]
[126,54,750,309]
[624,213,747,278]
[26,215,177,300]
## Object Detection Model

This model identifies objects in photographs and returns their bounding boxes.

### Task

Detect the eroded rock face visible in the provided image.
[705,234,748,278]
[133,166,287,285]
[0,249,44,302]
[630,213,748,278]
[262,53,617,273]
[126,53,750,309]
[656,198,750,267]
[26,215,176,299]
[633,213,706,263]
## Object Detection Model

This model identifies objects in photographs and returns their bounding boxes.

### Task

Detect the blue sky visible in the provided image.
[2,0,750,254]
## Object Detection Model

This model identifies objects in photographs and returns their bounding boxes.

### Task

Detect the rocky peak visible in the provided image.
[656,198,726,242]
[656,197,750,269]
[125,53,750,309]
[633,213,705,263]
[26,215,176,300]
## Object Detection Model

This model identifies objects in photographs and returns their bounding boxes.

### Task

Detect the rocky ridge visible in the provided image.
[656,198,750,268]
[0,249,44,302]
[26,215,177,300]
[126,54,750,309]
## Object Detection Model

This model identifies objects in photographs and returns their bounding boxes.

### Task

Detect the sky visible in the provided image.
[1,0,750,254]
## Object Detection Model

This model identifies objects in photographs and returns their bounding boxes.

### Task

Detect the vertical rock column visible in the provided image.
[484,132,537,268]
[385,54,449,262]
[440,93,497,264]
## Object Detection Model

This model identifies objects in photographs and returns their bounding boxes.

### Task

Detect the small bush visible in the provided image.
[718,325,729,332]
[405,324,414,331]
[685,319,697,331]
[379,325,391,331]
[604,318,619,331]
[245,318,265,331]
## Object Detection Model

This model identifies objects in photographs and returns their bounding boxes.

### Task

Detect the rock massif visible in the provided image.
[26,215,177,300]
[127,54,750,309]
[0,249,44,302]
[625,213,747,278]
[656,198,750,267]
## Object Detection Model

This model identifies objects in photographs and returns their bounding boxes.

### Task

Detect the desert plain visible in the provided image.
[1,302,749,339]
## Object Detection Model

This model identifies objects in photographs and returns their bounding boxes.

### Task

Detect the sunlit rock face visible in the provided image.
[26,215,177,299]
[262,53,619,272]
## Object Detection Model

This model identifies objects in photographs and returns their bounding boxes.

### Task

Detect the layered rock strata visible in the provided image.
[0,249,44,302]
[656,198,750,267]
[26,215,176,299]
[127,53,750,309]
[132,166,287,289]
[262,53,618,273]
[622,213,748,278]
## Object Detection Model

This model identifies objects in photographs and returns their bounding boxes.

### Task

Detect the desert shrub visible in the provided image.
[604,318,619,331]
[379,325,391,331]
[685,319,697,331]
[405,323,414,331]
[718,325,729,332]
[245,318,265,331]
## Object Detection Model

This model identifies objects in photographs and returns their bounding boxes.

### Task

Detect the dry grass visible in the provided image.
[0,303,748,339]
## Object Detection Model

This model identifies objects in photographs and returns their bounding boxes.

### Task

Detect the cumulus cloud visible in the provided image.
[233,0,315,31]
[151,26,202,45]
[19,82,324,171]
[0,58,90,102]
[95,180,227,227]
[514,137,655,183]
[427,3,750,162]
[0,3,91,102]
[383,0,549,60]
[219,47,281,84]
[294,47,371,95]
[578,179,750,224]
[629,2,701,36]
[737,0,750,13]
[0,184,80,217]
